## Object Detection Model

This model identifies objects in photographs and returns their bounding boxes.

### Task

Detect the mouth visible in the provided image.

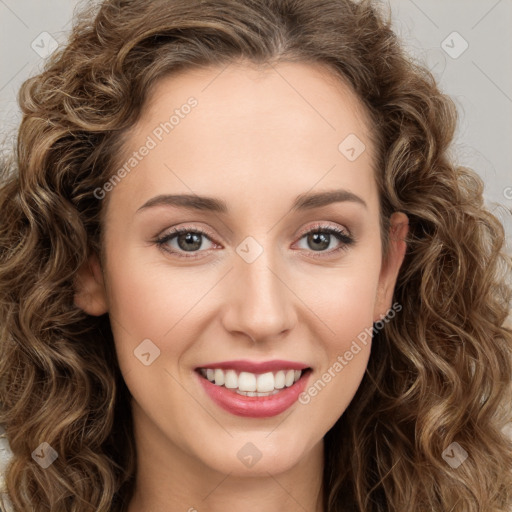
[194,362,313,418]
[195,367,312,397]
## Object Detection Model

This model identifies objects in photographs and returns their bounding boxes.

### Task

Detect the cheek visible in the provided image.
[333,272,379,339]
[103,254,196,427]
[297,253,379,410]
[103,246,198,372]
[323,269,376,373]
[295,271,378,433]
[297,344,371,440]
[297,252,381,343]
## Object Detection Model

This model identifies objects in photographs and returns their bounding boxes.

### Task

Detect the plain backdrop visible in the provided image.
[0,0,511,251]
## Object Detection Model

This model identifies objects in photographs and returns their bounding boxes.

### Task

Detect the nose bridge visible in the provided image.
[222,236,296,341]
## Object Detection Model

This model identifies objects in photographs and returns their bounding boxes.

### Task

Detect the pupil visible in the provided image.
[178,232,202,251]
[309,232,329,251]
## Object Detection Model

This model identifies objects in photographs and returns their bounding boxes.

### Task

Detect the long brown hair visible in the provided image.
[1,0,511,510]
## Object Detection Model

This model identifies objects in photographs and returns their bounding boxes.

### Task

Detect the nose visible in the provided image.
[220,246,297,344]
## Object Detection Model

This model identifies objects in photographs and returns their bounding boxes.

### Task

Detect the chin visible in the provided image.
[189,430,315,477]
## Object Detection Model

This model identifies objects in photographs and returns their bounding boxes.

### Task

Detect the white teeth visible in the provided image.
[214,369,224,386]
[256,372,274,392]
[199,367,305,393]
[224,369,238,389]
[274,370,285,389]
[238,372,256,392]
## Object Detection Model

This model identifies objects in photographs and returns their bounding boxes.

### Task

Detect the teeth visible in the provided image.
[238,372,256,392]
[214,369,224,386]
[274,370,285,389]
[199,367,305,393]
[285,369,295,387]
[224,369,238,389]
[256,372,274,392]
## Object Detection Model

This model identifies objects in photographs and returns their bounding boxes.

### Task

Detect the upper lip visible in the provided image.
[195,359,311,373]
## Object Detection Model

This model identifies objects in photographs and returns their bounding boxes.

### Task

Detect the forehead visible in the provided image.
[141,60,373,149]
[108,60,378,219]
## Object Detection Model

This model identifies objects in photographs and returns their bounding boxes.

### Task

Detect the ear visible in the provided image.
[373,212,409,322]
[73,251,108,316]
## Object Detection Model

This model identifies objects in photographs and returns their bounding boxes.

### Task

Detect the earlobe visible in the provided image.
[373,212,409,322]
[73,251,109,316]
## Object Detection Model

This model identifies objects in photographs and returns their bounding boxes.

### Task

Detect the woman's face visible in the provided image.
[76,61,407,477]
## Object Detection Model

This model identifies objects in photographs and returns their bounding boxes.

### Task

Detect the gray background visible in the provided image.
[1,0,511,252]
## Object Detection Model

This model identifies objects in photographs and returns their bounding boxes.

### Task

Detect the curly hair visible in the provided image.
[1,0,511,510]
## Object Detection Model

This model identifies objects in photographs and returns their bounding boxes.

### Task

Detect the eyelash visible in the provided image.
[155,222,355,260]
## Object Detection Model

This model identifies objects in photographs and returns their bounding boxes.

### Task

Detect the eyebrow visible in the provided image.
[136,189,367,214]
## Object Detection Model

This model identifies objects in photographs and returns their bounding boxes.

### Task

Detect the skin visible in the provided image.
[74,60,409,512]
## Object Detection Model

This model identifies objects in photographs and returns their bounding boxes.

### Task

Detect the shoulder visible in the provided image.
[0,425,13,512]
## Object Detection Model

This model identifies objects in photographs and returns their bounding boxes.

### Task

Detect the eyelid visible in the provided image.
[294,221,352,240]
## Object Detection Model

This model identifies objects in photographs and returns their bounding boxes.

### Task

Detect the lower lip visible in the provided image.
[196,370,311,418]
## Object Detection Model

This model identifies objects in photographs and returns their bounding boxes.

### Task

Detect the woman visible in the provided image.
[0,0,511,510]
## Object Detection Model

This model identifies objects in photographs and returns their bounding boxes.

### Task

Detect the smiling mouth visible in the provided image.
[195,367,312,397]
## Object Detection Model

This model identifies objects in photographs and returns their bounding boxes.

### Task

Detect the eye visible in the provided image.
[293,222,355,259]
[155,227,217,259]
[155,222,355,259]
